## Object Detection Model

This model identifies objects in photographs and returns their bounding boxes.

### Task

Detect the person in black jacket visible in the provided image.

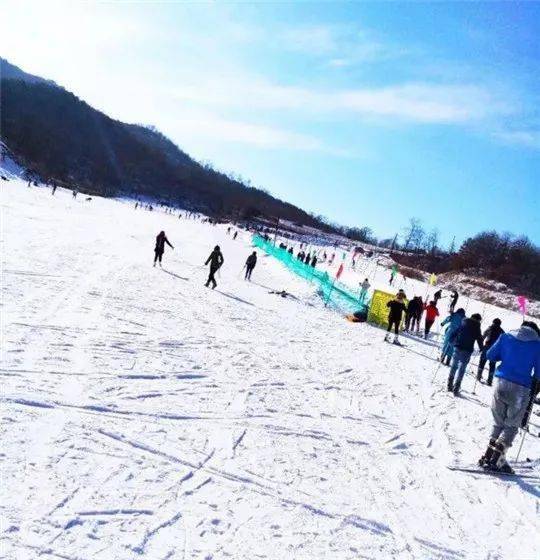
[449,290,459,313]
[244,251,257,280]
[205,245,224,289]
[384,291,407,344]
[154,231,174,267]
[477,318,504,385]
[447,313,484,395]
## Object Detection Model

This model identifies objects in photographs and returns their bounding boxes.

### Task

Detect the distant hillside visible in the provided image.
[0,58,329,228]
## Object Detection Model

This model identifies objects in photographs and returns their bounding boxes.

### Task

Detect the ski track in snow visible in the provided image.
[1,178,539,559]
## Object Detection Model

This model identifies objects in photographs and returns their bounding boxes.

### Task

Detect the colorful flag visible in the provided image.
[517,295,527,315]
[429,273,437,286]
[336,263,344,279]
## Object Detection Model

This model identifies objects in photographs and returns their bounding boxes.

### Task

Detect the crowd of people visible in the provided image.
[383,288,540,474]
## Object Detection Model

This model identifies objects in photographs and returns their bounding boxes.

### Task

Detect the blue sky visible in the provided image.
[1,2,539,246]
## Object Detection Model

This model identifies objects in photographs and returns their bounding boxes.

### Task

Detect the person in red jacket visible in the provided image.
[423,300,439,339]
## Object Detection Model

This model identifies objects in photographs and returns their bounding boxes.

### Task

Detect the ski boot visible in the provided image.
[486,441,514,474]
[393,336,402,346]
[384,334,390,342]
[478,438,497,467]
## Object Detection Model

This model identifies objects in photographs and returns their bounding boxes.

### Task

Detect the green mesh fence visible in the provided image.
[252,234,369,315]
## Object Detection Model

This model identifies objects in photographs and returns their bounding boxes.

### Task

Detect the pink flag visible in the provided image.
[336,263,344,279]
[517,295,527,315]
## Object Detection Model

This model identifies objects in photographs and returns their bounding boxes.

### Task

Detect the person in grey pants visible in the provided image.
[479,321,540,473]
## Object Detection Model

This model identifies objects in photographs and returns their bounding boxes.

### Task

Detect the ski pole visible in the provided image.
[431,360,443,383]
[515,428,527,463]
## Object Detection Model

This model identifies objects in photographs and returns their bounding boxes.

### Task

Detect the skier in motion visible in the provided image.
[478,321,540,474]
[154,231,174,267]
[384,291,407,345]
[244,251,257,281]
[205,245,224,289]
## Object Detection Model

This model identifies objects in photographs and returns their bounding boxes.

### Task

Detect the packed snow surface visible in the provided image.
[1,178,539,560]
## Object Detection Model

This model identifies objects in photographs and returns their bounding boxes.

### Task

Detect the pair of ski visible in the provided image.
[448,464,539,481]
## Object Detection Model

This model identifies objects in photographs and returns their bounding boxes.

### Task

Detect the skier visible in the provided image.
[440,308,465,365]
[72,190,77,198]
[477,318,504,386]
[384,291,407,345]
[478,321,540,473]
[153,231,174,267]
[407,296,423,333]
[244,251,257,280]
[204,245,224,289]
[359,279,370,303]
[304,252,311,264]
[233,231,238,240]
[449,290,459,313]
[51,183,57,195]
[311,255,317,268]
[433,289,443,304]
[423,300,440,339]
[447,313,483,396]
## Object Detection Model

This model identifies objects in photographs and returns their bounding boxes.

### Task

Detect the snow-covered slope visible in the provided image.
[1,177,539,560]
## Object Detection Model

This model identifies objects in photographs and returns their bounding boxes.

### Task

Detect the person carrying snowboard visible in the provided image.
[447,313,483,396]
[244,251,257,281]
[478,321,540,473]
[477,318,504,386]
[205,245,224,289]
[384,291,407,345]
[154,230,174,267]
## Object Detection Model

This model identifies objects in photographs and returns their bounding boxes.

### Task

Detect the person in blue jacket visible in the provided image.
[440,308,465,365]
[478,321,540,473]
[447,313,483,395]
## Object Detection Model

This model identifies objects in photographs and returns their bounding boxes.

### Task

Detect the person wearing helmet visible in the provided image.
[204,245,224,289]
[153,231,174,267]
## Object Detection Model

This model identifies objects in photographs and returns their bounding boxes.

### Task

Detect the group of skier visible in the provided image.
[383,285,540,474]
[152,230,258,289]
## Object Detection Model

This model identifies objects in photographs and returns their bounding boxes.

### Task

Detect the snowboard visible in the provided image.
[447,464,539,481]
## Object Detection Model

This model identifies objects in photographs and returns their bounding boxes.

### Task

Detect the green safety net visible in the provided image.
[252,234,369,315]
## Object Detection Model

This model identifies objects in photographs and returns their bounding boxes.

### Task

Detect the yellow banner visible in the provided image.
[367,289,408,328]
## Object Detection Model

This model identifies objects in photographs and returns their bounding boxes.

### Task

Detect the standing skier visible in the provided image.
[384,291,407,345]
[154,231,174,267]
[449,290,459,313]
[433,289,443,305]
[477,318,504,386]
[447,313,483,396]
[423,300,440,339]
[440,308,465,365]
[478,321,540,473]
[244,251,257,280]
[204,245,224,289]
[359,279,370,303]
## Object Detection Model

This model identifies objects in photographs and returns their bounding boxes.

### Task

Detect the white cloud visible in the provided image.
[166,111,349,156]
[493,129,540,150]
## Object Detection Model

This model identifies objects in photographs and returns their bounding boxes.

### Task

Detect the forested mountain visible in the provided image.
[0,58,325,226]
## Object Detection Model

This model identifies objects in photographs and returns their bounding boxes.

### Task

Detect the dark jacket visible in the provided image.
[155,232,173,253]
[407,297,423,316]
[452,318,483,352]
[206,249,224,270]
[387,299,407,320]
[246,254,257,269]
[483,324,504,349]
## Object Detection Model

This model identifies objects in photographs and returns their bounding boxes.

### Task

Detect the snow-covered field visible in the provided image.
[1,177,539,560]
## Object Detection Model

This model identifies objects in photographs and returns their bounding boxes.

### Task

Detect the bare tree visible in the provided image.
[402,218,425,251]
[425,228,440,254]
